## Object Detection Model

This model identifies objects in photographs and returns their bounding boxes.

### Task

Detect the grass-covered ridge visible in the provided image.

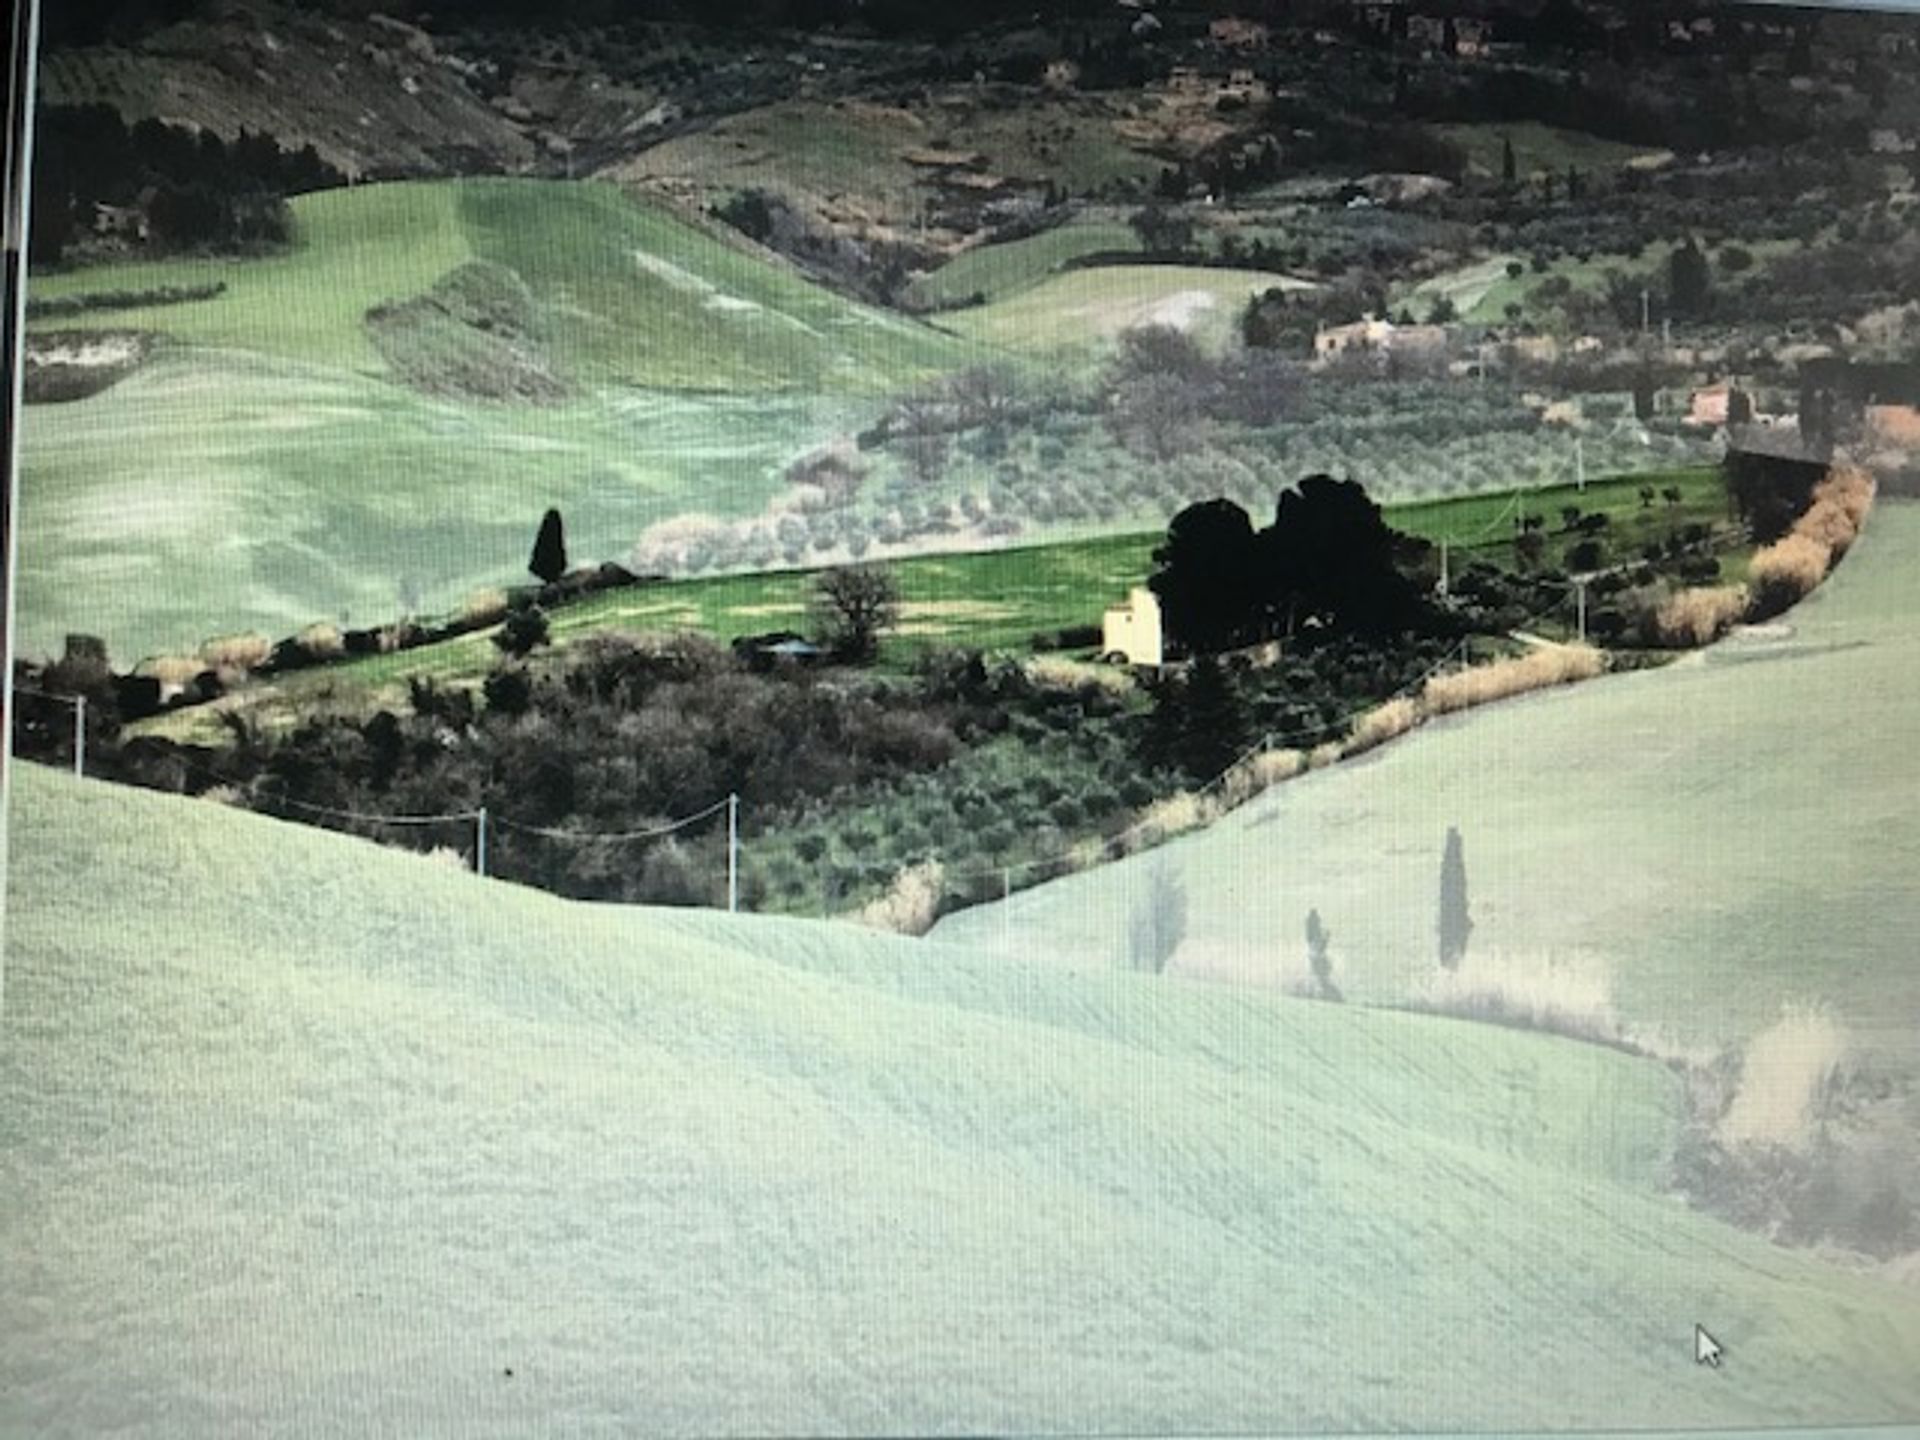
[29,178,976,392]
[7,760,1920,1433]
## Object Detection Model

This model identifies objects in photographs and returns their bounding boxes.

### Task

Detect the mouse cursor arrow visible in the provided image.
[1695,1325,1724,1368]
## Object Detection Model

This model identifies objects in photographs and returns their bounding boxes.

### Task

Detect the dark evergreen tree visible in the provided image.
[529,508,568,584]
[1175,655,1250,780]
[1438,825,1473,971]
[1502,135,1518,188]
[1668,238,1712,320]
[1148,499,1261,654]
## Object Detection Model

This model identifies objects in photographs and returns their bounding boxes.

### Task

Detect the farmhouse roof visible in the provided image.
[1727,422,1830,466]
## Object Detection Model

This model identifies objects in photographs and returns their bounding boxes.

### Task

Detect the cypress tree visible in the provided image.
[1438,826,1473,971]
[529,508,568,585]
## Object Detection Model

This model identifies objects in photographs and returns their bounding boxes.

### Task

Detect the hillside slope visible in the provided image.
[37,7,537,178]
[29,179,975,391]
[18,177,977,660]
[933,504,1920,1063]
[6,765,1920,1435]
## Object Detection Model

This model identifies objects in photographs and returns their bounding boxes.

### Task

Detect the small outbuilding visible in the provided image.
[1101,587,1164,667]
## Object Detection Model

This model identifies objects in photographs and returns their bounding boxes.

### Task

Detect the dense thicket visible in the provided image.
[29,104,343,265]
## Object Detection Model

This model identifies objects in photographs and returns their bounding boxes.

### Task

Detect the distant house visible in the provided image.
[1102,587,1164,667]
[1686,382,1733,429]
[1315,319,1448,369]
[92,202,149,243]
[1209,18,1269,49]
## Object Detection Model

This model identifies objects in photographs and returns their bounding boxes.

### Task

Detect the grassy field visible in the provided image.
[8,760,1920,1433]
[934,502,1920,1067]
[15,348,856,664]
[30,179,974,391]
[19,177,999,660]
[1400,239,1806,329]
[128,468,1727,744]
[936,263,1312,357]
[1435,121,1662,182]
[902,220,1141,309]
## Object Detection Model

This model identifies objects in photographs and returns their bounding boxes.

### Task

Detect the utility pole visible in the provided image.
[73,694,86,778]
[1573,577,1589,645]
[1002,866,1012,952]
[1438,538,1450,597]
[727,793,740,914]
[1641,287,1651,336]
[475,807,488,878]
[1575,434,1585,492]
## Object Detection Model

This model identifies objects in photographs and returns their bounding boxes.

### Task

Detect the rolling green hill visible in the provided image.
[14,348,853,662]
[7,762,1920,1432]
[934,503,1920,1066]
[30,179,974,391]
[18,177,987,660]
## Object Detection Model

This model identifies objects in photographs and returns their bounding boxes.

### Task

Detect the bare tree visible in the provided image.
[811,563,902,663]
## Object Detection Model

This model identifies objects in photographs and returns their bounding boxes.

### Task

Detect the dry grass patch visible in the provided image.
[1023,655,1136,697]
[1121,789,1220,853]
[852,859,946,936]
[1750,533,1830,604]
[461,588,510,625]
[1343,697,1421,758]
[1406,949,1622,1047]
[1421,645,1606,717]
[296,622,346,660]
[201,632,272,674]
[1718,1006,1851,1152]
[1655,584,1750,647]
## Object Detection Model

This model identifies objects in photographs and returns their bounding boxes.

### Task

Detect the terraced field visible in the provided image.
[7,761,1920,1434]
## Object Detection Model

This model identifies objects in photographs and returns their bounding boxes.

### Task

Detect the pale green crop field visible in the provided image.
[902,220,1141,309]
[936,503,1920,1065]
[7,761,1920,1433]
[936,263,1312,357]
[28,182,474,371]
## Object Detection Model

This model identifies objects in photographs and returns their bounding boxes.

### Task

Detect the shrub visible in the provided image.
[852,859,946,936]
[201,632,271,674]
[1218,746,1306,808]
[462,588,511,625]
[493,604,551,657]
[295,622,345,660]
[1718,1007,1850,1152]
[1343,697,1420,757]
[1653,585,1749,647]
[1748,533,1829,610]
[1420,645,1605,717]
[1122,790,1219,853]
[1406,949,1621,1047]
